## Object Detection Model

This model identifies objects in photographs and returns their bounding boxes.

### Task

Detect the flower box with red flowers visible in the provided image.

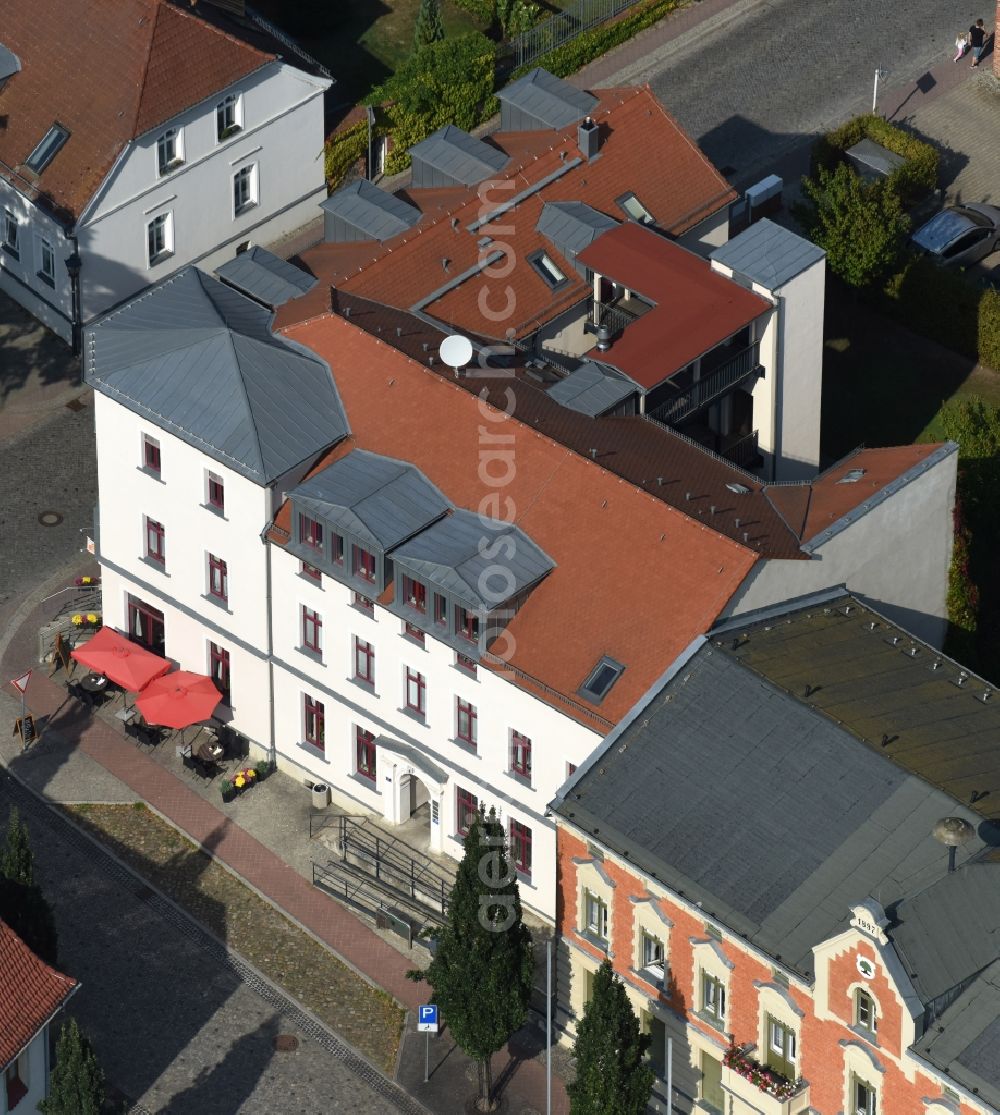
[723,1044,800,1100]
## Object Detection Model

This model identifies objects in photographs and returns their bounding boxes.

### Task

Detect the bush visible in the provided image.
[945,501,979,666]
[324,120,371,191]
[452,0,494,20]
[811,113,939,204]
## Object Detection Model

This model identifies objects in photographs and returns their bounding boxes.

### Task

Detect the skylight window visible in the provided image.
[616,191,654,225]
[726,482,751,494]
[578,656,625,704]
[24,124,69,174]
[529,250,567,289]
[837,468,867,484]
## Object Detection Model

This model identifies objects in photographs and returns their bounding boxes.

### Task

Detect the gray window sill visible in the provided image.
[148,252,174,268]
[452,738,479,758]
[352,771,379,792]
[351,599,375,617]
[507,769,532,789]
[201,594,233,614]
[234,202,258,219]
[452,662,479,680]
[2,247,20,261]
[398,706,426,727]
[348,675,378,698]
[695,1010,727,1033]
[630,966,666,990]
[37,272,55,289]
[402,630,427,650]
[579,929,608,953]
[298,570,323,589]
[848,1023,879,1047]
[139,555,169,576]
[296,740,328,763]
[137,466,165,483]
[296,645,323,665]
[200,504,227,520]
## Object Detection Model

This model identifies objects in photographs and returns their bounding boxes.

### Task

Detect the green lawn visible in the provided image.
[821,283,1000,462]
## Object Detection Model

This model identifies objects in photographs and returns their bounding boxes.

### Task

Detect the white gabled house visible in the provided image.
[0,0,330,345]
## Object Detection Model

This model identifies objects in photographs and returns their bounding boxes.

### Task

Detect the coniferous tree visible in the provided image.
[40,1018,105,1115]
[1,807,34,885]
[409,807,533,1111]
[0,807,58,966]
[567,959,654,1115]
[413,0,445,48]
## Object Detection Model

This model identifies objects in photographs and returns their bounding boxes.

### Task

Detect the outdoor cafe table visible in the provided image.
[79,674,109,694]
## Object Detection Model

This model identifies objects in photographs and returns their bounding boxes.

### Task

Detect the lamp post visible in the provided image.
[64,250,82,360]
[872,67,888,115]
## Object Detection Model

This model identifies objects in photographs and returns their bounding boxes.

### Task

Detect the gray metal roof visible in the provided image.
[536,201,618,275]
[710,218,824,290]
[846,138,907,179]
[84,267,348,485]
[889,864,1000,1008]
[291,449,450,550]
[408,125,509,186]
[0,43,20,82]
[215,246,317,307]
[546,361,634,416]
[320,179,422,242]
[554,642,986,979]
[391,509,554,610]
[919,961,1000,1111]
[498,67,598,129]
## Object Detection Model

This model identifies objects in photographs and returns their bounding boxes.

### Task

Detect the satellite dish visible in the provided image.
[440,334,473,372]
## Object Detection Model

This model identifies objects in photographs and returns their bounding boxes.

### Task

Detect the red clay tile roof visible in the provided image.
[576,223,771,388]
[0,0,272,222]
[294,86,736,342]
[280,312,757,728]
[0,919,78,1069]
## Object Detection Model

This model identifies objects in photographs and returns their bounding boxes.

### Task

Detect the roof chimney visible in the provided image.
[578,116,599,160]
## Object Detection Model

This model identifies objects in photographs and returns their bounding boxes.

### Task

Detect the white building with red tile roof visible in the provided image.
[0,0,330,343]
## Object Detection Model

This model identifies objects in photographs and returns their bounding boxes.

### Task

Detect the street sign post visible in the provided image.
[418,1004,439,1083]
[10,672,31,750]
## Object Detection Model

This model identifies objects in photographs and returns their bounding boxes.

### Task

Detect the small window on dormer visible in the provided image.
[616,191,654,225]
[578,656,624,704]
[402,575,426,614]
[25,124,69,173]
[528,250,568,289]
[456,606,479,643]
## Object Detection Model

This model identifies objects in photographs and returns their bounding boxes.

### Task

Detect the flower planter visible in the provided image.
[253,760,274,782]
[723,1044,799,1101]
[220,781,236,803]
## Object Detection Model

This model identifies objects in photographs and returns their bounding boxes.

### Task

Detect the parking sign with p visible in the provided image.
[418,1004,439,1033]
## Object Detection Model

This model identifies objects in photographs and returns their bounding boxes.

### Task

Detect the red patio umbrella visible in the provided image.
[70,627,170,691]
[135,671,222,730]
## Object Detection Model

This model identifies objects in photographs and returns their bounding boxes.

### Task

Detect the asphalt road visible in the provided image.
[614,0,981,183]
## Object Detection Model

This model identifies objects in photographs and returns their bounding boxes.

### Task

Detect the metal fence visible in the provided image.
[510,0,643,70]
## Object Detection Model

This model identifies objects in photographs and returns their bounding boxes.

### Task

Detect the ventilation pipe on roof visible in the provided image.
[578,116,600,160]
[933,816,975,873]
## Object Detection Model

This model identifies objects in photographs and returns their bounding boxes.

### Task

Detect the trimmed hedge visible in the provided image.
[811,114,939,204]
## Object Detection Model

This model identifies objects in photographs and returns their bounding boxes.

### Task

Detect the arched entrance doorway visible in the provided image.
[377,736,446,855]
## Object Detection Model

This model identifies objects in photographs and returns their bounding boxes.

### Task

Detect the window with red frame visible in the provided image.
[354,637,374,685]
[456,786,478,836]
[208,554,228,602]
[433,593,447,627]
[146,517,165,565]
[356,727,376,780]
[402,575,426,613]
[567,762,577,777]
[143,435,161,474]
[304,694,325,749]
[405,668,425,717]
[354,592,373,613]
[301,561,321,582]
[456,606,479,642]
[5,1058,27,1110]
[404,622,425,646]
[509,819,532,876]
[302,607,322,653]
[332,532,344,566]
[456,652,477,677]
[353,544,375,582]
[457,698,477,747]
[208,473,225,512]
[511,731,531,778]
[299,513,323,552]
[209,642,230,704]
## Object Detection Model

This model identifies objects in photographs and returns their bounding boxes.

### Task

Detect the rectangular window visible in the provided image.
[402,575,426,614]
[529,249,567,288]
[233,164,257,216]
[304,694,325,750]
[641,930,665,976]
[208,474,225,512]
[404,622,425,646]
[855,990,877,1035]
[128,595,165,655]
[356,726,376,780]
[433,593,447,627]
[701,972,726,1023]
[354,637,375,685]
[456,786,478,836]
[145,516,165,565]
[37,236,55,286]
[4,1055,28,1111]
[302,607,322,654]
[146,211,173,266]
[853,1077,876,1115]
[765,1015,797,1080]
[143,434,161,474]
[456,606,479,643]
[353,545,375,583]
[616,191,655,225]
[700,1051,724,1112]
[353,591,373,613]
[456,698,477,747]
[299,514,323,552]
[2,211,19,258]
[583,889,608,943]
[405,668,425,717]
[156,127,183,175]
[511,731,531,779]
[456,652,477,677]
[509,819,532,876]
[25,124,69,173]
[332,533,345,566]
[208,554,228,602]
[301,561,321,582]
[216,92,243,141]
[209,642,231,704]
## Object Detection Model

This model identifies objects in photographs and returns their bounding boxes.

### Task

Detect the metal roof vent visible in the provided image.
[837,468,867,484]
[933,816,975,872]
[726,483,751,494]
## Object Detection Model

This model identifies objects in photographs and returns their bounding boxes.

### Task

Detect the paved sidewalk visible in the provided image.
[1,576,569,1115]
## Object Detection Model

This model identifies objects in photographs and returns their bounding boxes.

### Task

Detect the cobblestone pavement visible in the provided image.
[0,773,423,1114]
[603,0,980,186]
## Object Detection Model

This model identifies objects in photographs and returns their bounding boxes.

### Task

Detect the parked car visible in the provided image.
[911,204,1000,267]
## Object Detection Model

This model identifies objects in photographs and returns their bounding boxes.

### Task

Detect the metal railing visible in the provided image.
[312,861,441,947]
[649,343,761,426]
[723,429,761,470]
[509,0,643,69]
[245,5,334,79]
[595,299,639,338]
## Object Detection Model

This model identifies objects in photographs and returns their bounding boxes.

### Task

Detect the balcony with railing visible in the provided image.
[648,341,762,425]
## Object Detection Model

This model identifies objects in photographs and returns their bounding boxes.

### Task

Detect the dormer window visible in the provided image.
[578,656,624,704]
[456,606,479,643]
[616,191,654,225]
[332,532,345,566]
[434,593,447,627]
[403,575,426,614]
[528,250,568,289]
[353,545,375,583]
[299,514,323,553]
[25,124,69,174]
[156,128,184,176]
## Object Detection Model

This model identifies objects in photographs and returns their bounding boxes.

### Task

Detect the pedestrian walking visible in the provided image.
[968,18,987,67]
[954,31,969,61]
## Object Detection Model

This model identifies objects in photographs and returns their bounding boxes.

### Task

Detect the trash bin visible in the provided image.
[311,782,330,809]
